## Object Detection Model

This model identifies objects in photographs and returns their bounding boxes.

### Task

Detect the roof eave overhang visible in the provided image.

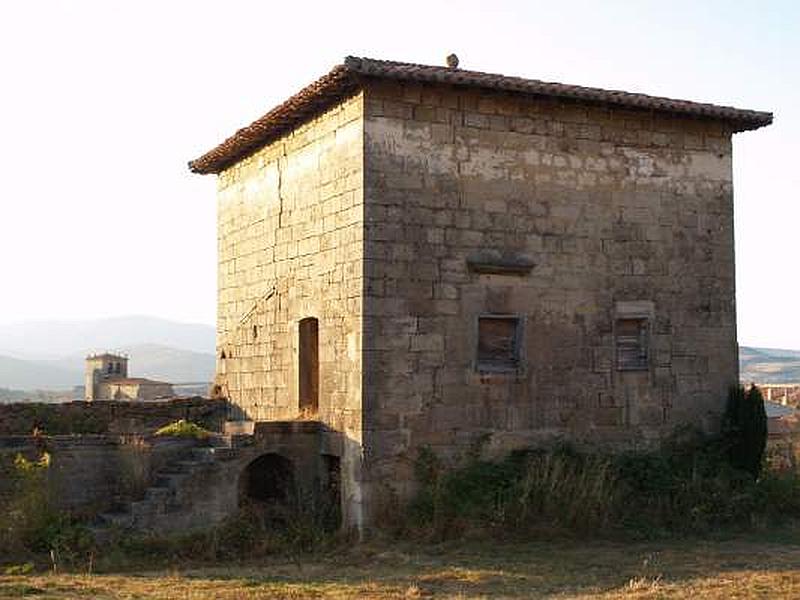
[189,57,773,175]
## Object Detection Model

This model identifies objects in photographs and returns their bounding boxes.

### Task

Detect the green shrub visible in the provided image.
[154,419,212,440]
[0,452,54,558]
[0,453,96,570]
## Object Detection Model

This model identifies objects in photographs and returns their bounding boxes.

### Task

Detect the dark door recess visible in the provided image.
[299,317,319,413]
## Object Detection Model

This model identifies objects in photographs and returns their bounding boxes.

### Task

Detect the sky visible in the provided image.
[0,0,797,348]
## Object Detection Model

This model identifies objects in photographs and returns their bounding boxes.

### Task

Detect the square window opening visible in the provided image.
[477,315,521,372]
[616,318,649,371]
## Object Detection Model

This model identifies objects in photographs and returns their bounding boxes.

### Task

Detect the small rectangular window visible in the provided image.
[477,315,521,372]
[616,318,648,371]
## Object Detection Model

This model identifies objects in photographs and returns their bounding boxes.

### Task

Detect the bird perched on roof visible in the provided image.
[446,53,459,69]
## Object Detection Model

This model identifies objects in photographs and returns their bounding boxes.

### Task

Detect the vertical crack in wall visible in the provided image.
[277,147,286,229]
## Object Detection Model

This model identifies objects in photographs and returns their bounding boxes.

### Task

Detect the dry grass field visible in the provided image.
[2,537,800,599]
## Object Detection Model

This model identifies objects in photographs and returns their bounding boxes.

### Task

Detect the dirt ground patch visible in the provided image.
[2,537,800,598]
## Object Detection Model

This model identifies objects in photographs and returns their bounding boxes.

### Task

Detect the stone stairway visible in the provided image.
[92,435,249,539]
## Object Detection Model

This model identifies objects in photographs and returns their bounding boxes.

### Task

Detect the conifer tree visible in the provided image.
[724,384,768,478]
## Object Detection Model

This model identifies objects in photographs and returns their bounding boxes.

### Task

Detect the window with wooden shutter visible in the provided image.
[616,318,649,371]
[477,315,521,371]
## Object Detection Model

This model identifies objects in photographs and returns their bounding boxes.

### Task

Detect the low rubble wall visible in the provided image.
[0,397,227,436]
[0,434,198,517]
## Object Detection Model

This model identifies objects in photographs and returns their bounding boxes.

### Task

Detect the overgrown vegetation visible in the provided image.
[118,435,151,500]
[403,385,788,540]
[0,452,93,570]
[101,498,343,570]
[0,444,341,571]
[154,419,212,440]
[3,384,797,574]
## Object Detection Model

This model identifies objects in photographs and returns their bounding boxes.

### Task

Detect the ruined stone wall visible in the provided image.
[215,93,365,528]
[0,398,227,435]
[0,435,196,517]
[362,79,738,501]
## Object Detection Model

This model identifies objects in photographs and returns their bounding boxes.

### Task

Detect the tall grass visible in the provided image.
[118,435,151,500]
[515,450,618,531]
[406,433,800,540]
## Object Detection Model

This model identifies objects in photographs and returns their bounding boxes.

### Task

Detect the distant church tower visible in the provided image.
[84,353,128,401]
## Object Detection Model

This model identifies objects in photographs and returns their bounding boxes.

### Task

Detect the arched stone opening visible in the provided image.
[239,453,296,519]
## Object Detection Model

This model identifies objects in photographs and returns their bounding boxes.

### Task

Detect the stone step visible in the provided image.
[154,472,191,488]
[223,420,254,436]
[131,499,163,517]
[176,460,206,470]
[99,511,134,528]
[228,434,254,449]
[210,435,234,448]
[190,447,217,462]
[159,460,203,475]
[92,439,239,540]
[145,487,173,502]
[207,447,239,461]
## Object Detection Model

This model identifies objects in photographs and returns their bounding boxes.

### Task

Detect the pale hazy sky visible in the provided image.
[0,1,797,348]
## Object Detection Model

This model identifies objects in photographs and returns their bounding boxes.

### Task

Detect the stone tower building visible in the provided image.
[190,56,772,528]
[85,353,129,400]
[85,352,174,401]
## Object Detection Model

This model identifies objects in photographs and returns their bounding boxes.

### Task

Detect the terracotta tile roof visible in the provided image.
[189,56,773,175]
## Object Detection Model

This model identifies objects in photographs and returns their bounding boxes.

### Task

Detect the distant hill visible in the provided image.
[740,346,800,383]
[0,316,214,359]
[0,316,216,391]
[51,344,215,384]
[0,344,215,391]
[0,355,83,390]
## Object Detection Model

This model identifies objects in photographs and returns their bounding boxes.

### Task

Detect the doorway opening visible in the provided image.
[299,317,319,414]
[321,454,342,530]
[239,453,296,525]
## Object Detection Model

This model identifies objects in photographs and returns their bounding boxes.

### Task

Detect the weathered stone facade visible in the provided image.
[214,94,365,527]
[361,80,740,497]
[192,57,771,528]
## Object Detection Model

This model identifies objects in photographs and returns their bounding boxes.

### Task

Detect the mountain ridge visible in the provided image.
[0,316,214,359]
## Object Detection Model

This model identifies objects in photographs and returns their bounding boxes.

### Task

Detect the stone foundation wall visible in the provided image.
[361,79,738,503]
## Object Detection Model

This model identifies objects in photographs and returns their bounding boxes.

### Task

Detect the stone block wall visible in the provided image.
[361,79,738,502]
[214,93,365,527]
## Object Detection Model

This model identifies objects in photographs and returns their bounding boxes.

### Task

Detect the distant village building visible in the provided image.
[189,56,772,529]
[84,353,173,401]
[759,383,800,407]
[765,400,800,471]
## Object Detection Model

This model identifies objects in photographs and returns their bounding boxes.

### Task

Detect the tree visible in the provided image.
[724,384,768,479]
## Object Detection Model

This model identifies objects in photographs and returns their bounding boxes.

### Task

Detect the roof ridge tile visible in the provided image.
[189,55,772,175]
